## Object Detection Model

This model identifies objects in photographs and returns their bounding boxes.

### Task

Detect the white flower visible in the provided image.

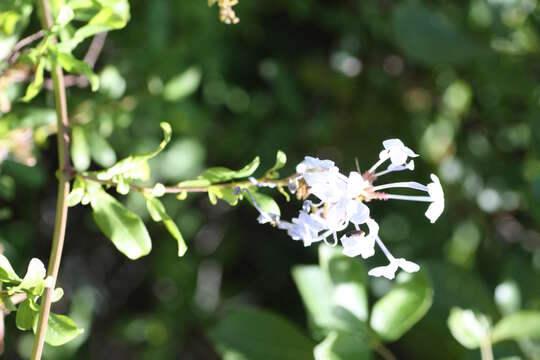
[368,262,399,280]
[379,139,418,166]
[425,174,445,223]
[340,219,379,258]
[394,258,420,273]
[296,156,337,174]
[368,257,420,280]
[278,211,327,246]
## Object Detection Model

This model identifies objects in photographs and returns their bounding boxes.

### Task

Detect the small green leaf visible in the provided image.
[70,0,130,48]
[199,156,260,183]
[71,126,91,171]
[176,179,211,188]
[318,245,368,322]
[145,197,187,257]
[370,269,433,342]
[491,311,540,343]
[163,66,202,102]
[89,186,152,259]
[447,307,489,349]
[210,308,314,360]
[494,280,521,316]
[266,150,287,179]
[314,331,371,360]
[292,265,364,333]
[67,177,85,207]
[16,300,36,331]
[18,258,46,293]
[22,59,44,102]
[52,287,64,303]
[0,254,21,282]
[55,5,74,26]
[248,191,281,216]
[53,49,99,90]
[37,313,84,346]
[87,132,116,167]
[94,122,171,182]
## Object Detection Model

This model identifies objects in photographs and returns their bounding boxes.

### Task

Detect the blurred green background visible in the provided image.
[1,0,540,358]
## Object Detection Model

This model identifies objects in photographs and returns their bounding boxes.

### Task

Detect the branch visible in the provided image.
[79,173,297,195]
[4,30,45,65]
[31,0,72,358]
[44,32,108,90]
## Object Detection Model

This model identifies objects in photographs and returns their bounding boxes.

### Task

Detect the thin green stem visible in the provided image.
[79,173,299,195]
[480,340,494,360]
[31,0,72,359]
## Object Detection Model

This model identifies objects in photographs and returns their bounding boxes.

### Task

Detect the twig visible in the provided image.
[78,173,298,195]
[4,30,45,65]
[31,0,72,359]
[44,32,108,90]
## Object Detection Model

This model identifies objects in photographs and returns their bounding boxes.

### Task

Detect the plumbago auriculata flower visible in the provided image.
[245,139,444,280]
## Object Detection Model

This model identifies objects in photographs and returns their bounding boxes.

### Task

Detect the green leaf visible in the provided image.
[163,66,202,102]
[314,331,371,360]
[370,269,433,342]
[18,258,46,293]
[89,186,152,259]
[71,126,91,171]
[265,150,287,179]
[292,265,364,333]
[55,5,74,26]
[53,49,99,91]
[391,4,479,66]
[210,308,314,360]
[37,313,84,346]
[70,0,130,48]
[16,299,36,331]
[94,122,171,182]
[67,177,85,207]
[0,254,21,282]
[145,197,187,256]
[318,245,368,322]
[199,156,260,183]
[248,191,281,216]
[206,186,240,206]
[87,131,117,167]
[491,311,540,343]
[447,307,489,349]
[22,59,44,102]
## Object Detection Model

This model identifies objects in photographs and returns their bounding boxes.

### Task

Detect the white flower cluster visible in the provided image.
[252,139,445,280]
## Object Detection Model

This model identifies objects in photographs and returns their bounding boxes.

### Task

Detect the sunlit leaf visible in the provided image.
[447,307,489,349]
[163,66,202,102]
[87,131,117,167]
[370,269,433,342]
[22,59,44,102]
[37,312,84,346]
[292,265,365,334]
[0,254,22,282]
[199,156,260,183]
[71,126,91,171]
[265,150,287,179]
[145,196,187,256]
[318,245,368,322]
[491,311,540,343]
[94,122,171,182]
[89,186,152,259]
[52,48,99,91]
[16,299,36,331]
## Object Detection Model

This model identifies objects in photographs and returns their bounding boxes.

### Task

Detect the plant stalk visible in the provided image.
[31,0,72,359]
[479,340,494,360]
